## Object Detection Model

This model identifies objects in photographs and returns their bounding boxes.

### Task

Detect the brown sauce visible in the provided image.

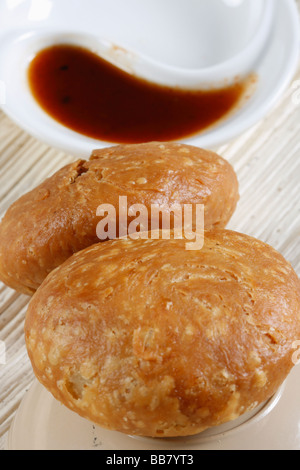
[28,44,249,144]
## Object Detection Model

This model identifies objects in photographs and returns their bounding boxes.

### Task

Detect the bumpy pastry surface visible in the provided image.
[25,230,300,438]
[0,142,238,295]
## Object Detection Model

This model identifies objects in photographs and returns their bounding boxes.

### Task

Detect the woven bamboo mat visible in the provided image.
[1,30,300,452]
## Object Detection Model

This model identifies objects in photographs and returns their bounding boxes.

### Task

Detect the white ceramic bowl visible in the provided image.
[0,0,299,155]
[0,0,275,86]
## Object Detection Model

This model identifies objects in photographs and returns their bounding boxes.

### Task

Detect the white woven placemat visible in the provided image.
[1,7,300,450]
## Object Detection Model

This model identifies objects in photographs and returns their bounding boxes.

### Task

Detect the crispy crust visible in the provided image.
[25,230,300,437]
[0,143,238,295]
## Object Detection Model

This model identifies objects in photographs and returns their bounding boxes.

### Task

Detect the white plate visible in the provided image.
[6,366,300,450]
[0,0,299,156]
